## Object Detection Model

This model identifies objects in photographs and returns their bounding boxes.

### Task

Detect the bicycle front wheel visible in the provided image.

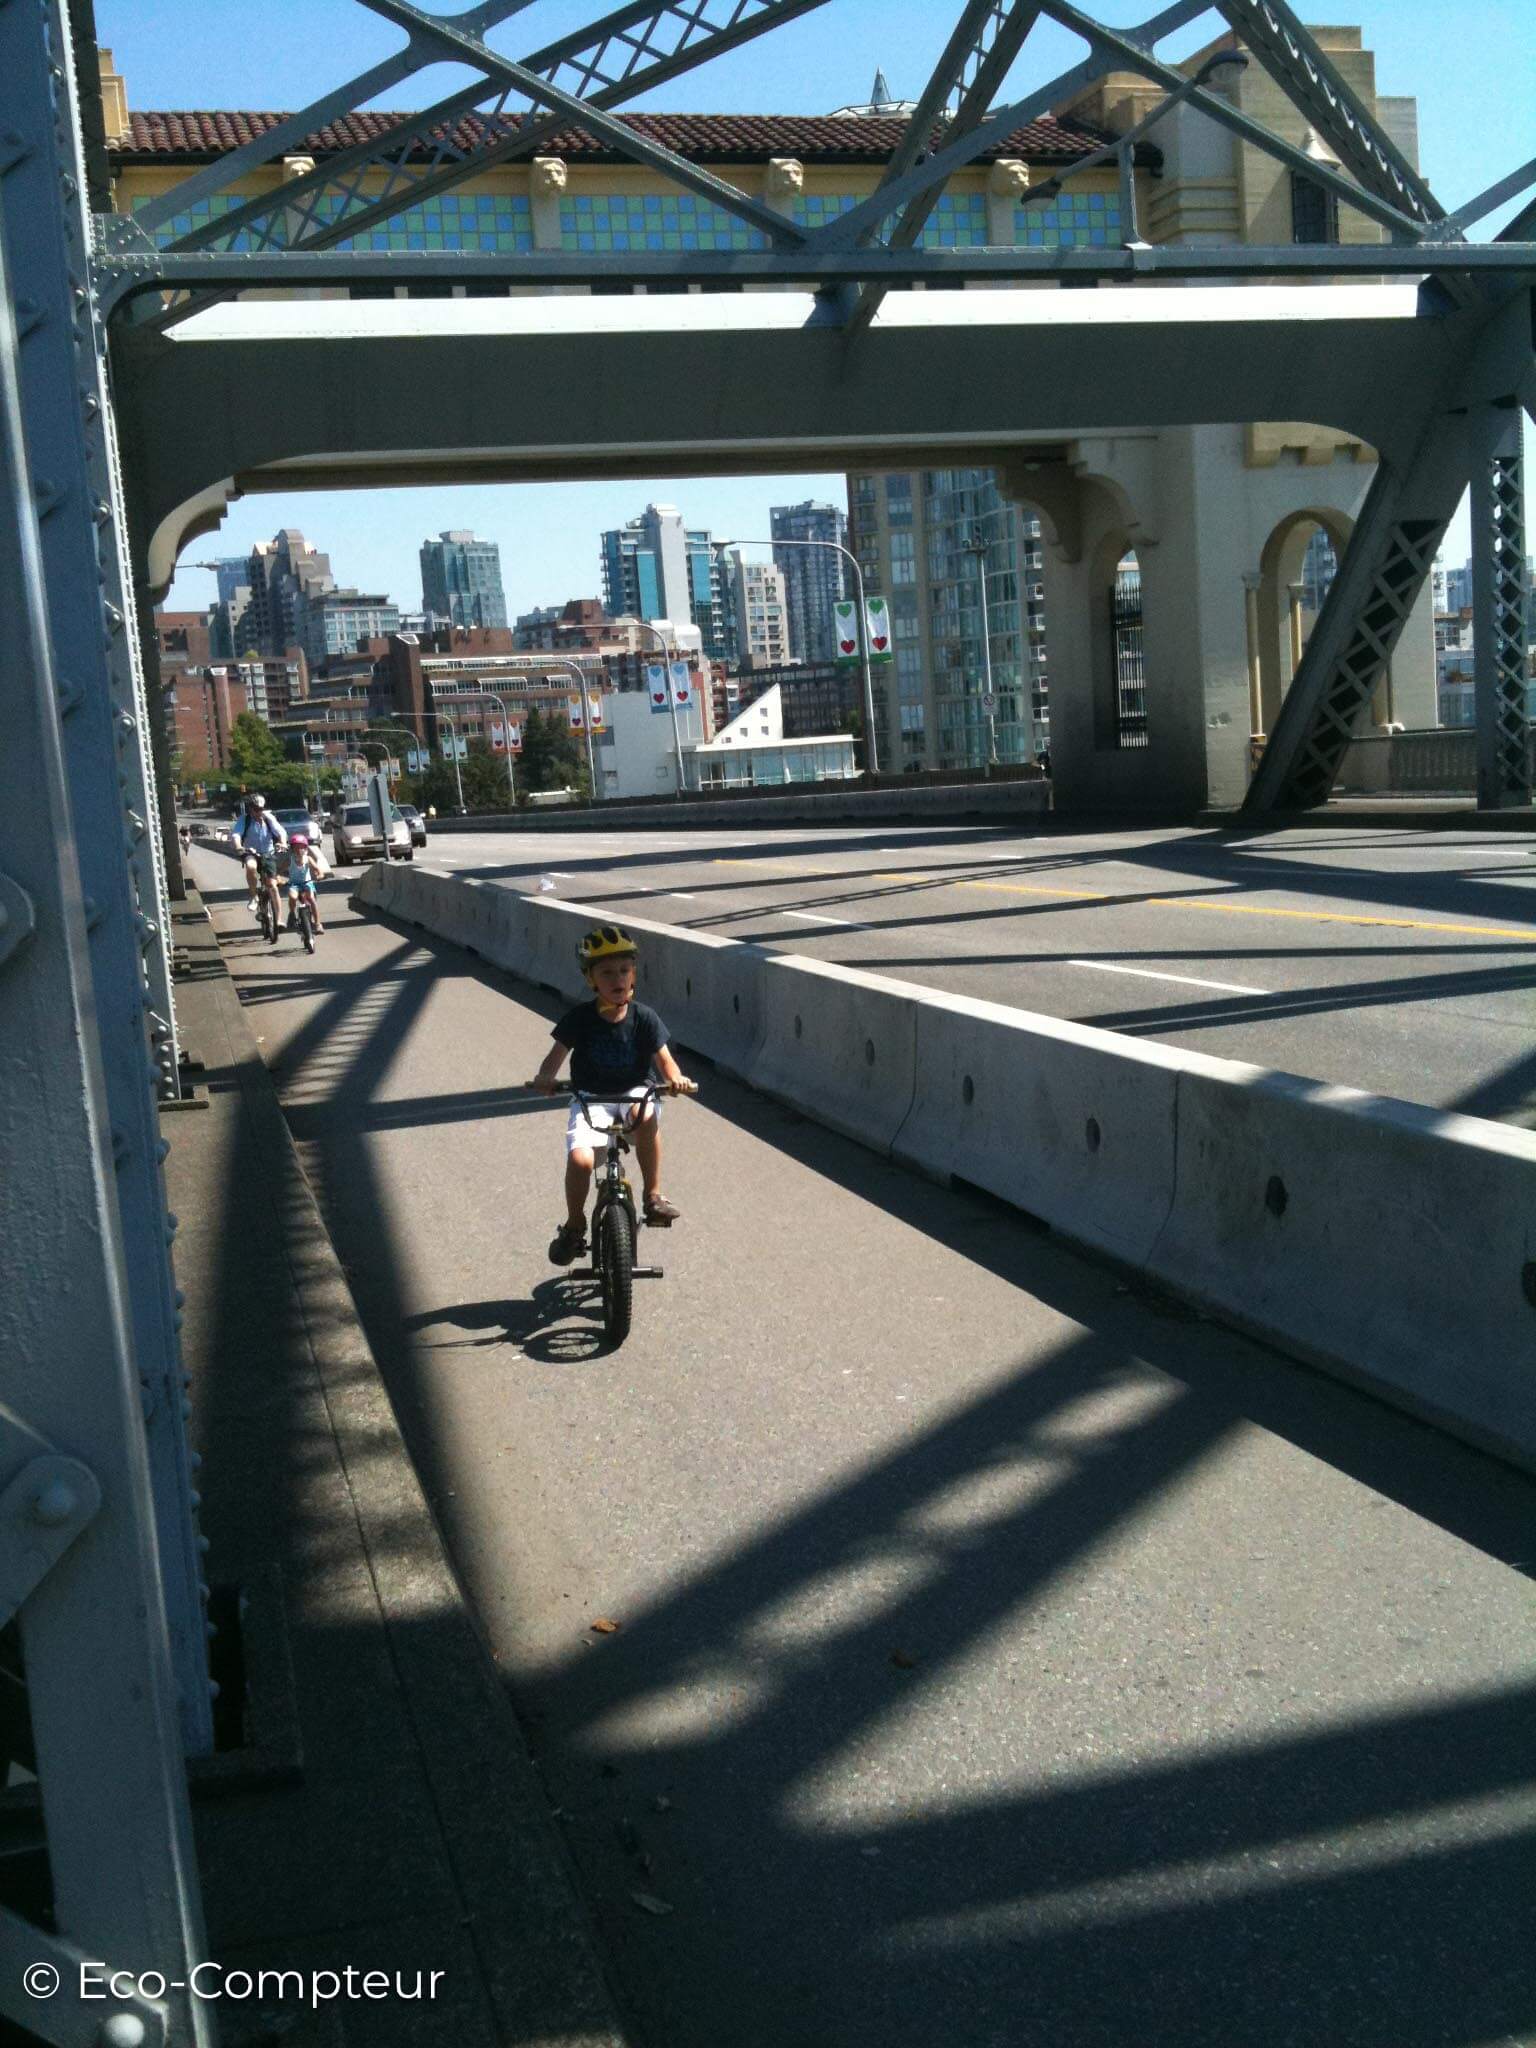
[300,901,315,954]
[259,889,275,943]
[598,1200,634,1347]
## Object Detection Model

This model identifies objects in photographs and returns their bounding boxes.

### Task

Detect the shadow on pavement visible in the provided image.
[204,886,1536,2048]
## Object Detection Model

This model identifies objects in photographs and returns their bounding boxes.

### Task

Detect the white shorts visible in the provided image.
[566,1086,659,1157]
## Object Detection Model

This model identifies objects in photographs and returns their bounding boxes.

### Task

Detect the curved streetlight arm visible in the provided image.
[717,538,879,777]
[539,669,605,804]
[410,707,467,812]
[424,687,519,811]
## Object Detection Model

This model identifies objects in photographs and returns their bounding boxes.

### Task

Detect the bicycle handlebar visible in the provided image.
[528,1080,697,1103]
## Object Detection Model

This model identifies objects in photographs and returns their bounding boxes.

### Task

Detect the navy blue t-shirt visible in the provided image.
[554,999,668,1094]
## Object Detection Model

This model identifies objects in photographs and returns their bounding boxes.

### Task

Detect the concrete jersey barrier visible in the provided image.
[353,862,1536,1472]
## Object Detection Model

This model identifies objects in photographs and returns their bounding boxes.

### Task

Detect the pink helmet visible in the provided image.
[290,831,309,850]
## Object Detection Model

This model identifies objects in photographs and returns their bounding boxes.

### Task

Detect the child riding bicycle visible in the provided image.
[284,832,325,936]
[532,925,694,1266]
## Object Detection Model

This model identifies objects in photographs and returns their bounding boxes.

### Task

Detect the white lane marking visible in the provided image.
[785,910,868,930]
[668,892,697,901]
[549,871,575,878]
[1067,959,1271,996]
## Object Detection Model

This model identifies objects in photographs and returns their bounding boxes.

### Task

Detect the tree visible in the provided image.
[520,706,588,795]
[226,711,287,789]
[399,740,516,814]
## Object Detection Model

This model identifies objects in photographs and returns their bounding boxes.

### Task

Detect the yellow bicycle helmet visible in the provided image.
[577,924,638,966]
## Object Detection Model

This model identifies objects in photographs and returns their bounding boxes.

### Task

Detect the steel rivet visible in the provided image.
[98,2011,148,2046]
[31,1481,78,1528]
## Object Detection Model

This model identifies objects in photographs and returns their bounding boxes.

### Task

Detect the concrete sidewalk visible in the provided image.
[177,849,1536,2048]
[162,882,627,2048]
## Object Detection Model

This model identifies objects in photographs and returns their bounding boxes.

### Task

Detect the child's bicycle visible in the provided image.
[285,887,319,953]
[543,1081,695,1347]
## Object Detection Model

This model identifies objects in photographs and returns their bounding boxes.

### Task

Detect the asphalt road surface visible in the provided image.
[413,817,1536,1129]
[194,848,1536,2048]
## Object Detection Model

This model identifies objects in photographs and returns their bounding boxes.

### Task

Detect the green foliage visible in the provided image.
[519,706,588,795]
[226,711,286,788]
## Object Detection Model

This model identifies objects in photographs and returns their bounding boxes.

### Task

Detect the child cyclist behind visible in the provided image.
[285,832,325,936]
[533,924,695,1267]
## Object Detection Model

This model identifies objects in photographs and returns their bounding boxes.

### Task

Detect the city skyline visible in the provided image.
[163,474,851,625]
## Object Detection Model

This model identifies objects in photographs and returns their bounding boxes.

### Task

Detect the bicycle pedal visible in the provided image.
[643,1213,674,1229]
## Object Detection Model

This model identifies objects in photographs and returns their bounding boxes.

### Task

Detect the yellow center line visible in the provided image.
[714,858,837,875]
[1146,897,1536,941]
[963,877,1535,939]
[712,860,1535,943]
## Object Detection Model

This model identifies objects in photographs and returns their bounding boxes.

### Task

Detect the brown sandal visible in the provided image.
[644,1195,680,1226]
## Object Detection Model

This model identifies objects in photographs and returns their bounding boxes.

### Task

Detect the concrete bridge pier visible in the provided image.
[1005,423,1437,813]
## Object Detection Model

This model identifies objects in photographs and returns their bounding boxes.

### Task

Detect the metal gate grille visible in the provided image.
[1111,555,1148,748]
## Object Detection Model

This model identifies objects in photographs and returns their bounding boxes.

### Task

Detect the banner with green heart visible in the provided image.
[864,595,893,664]
[831,598,860,665]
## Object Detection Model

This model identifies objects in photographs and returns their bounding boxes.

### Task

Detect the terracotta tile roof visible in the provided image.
[115,106,1144,168]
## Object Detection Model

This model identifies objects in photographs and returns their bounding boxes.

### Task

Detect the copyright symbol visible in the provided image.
[24,1963,59,1998]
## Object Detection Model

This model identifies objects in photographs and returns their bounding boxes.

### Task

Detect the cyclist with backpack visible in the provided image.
[229,793,287,937]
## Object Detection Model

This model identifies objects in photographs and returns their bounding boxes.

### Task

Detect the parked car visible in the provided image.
[330,802,413,866]
[398,803,428,849]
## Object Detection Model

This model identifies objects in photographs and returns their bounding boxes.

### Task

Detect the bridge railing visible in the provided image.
[1334,725,1536,797]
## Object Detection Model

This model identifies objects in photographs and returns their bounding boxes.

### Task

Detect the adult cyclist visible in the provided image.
[230,793,287,939]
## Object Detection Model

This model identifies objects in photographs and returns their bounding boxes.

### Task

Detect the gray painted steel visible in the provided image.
[0,114,210,2048]
[1473,424,1532,809]
[3,0,211,1765]
[1244,294,1532,817]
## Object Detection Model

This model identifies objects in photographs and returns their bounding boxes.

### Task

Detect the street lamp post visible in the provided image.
[429,687,518,811]
[359,723,424,813]
[616,616,688,797]
[718,537,880,778]
[963,533,999,771]
[403,707,468,811]
[544,670,603,803]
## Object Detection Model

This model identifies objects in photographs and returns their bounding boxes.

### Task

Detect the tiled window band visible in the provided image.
[1015,193,1122,247]
[132,187,532,252]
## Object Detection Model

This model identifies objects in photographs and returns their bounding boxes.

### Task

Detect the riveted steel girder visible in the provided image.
[1473,425,1531,809]
[0,20,210,2045]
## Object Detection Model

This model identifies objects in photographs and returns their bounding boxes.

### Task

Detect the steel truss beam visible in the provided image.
[1214,0,1441,226]
[0,23,211,2048]
[2,0,212,1763]
[843,0,1043,334]
[1472,423,1531,809]
[133,0,827,335]
[92,233,1536,312]
[1245,465,1452,810]
[117,0,1507,342]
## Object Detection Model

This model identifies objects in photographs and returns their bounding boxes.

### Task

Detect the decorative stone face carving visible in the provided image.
[531,157,568,196]
[766,157,804,205]
[987,158,1030,198]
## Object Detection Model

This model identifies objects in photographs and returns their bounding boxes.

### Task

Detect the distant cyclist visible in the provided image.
[229,793,287,935]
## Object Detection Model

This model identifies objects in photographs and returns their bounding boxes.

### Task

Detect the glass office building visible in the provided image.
[848,466,1047,772]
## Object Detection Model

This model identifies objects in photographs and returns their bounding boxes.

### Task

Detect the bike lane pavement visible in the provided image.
[195,850,1536,2048]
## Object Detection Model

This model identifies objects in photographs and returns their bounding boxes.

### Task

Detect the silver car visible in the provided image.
[274,805,327,846]
[330,801,413,866]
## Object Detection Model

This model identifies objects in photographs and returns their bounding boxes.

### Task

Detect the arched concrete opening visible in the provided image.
[1254,506,1353,738]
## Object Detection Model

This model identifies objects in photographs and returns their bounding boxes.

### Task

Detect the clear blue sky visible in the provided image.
[100,0,1532,612]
